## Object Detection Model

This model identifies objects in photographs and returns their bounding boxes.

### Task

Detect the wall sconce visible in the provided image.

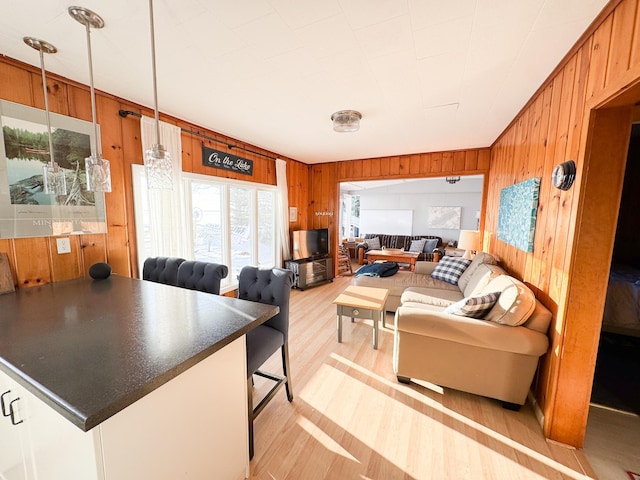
[446,176,461,184]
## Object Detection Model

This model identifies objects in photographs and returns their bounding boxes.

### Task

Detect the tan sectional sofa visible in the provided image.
[353,253,552,408]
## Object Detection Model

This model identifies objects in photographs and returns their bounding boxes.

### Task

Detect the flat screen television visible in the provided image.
[292,228,329,260]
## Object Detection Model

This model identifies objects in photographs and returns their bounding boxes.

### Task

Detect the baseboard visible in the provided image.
[528,390,545,429]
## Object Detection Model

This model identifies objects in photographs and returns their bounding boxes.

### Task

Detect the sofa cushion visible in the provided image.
[422,238,439,253]
[481,275,536,326]
[367,237,381,250]
[409,238,426,252]
[444,291,501,319]
[457,252,497,292]
[401,287,464,308]
[430,256,471,285]
[463,263,506,298]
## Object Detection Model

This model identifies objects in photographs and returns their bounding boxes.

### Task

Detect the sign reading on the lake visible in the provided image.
[202,146,253,176]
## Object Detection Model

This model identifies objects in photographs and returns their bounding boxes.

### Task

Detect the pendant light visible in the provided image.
[144,0,173,189]
[69,6,112,193]
[23,37,67,196]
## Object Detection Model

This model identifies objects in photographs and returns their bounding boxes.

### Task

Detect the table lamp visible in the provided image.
[458,230,480,259]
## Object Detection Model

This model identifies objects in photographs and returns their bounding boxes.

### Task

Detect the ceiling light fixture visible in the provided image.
[69,6,112,193]
[445,176,461,184]
[23,37,67,196]
[331,110,361,133]
[144,0,173,189]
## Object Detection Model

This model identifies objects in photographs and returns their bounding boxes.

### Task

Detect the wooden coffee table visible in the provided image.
[366,249,420,272]
[332,285,389,349]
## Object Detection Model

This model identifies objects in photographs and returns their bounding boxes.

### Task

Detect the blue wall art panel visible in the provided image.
[497,178,541,253]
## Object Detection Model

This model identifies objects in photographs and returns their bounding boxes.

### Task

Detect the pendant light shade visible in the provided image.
[145,0,173,189]
[69,6,112,193]
[23,37,67,196]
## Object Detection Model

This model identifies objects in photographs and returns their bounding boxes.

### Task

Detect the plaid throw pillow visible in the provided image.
[431,256,471,285]
[444,292,501,319]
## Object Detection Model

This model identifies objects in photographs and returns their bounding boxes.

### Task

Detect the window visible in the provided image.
[133,165,280,292]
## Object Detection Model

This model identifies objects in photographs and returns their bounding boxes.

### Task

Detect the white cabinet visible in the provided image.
[0,336,249,480]
[0,376,33,480]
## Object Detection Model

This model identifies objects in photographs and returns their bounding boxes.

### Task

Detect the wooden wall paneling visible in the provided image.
[79,234,108,276]
[464,150,478,172]
[180,130,194,173]
[362,158,372,178]
[631,0,640,66]
[30,71,69,115]
[119,103,143,278]
[13,237,51,287]
[97,95,130,277]
[587,15,614,103]
[453,151,466,172]
[105,225,132,277]
[0,240,17,289]
[604,0,638,85]
[428,152,441,173]
[66,84,92,121]
[547,107,632,446]
[49,236,83,283]
[477,149,490,171]
[0,62,33,104]
[370,157,381,178]
[397,155,409,175]
[441,151,454,172]
[409,154,421,175]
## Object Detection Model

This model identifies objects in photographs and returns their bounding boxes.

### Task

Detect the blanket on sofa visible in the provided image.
[355,262,400,278]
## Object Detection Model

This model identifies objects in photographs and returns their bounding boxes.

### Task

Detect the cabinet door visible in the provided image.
[19,385,103,480]
[0,373,32,480]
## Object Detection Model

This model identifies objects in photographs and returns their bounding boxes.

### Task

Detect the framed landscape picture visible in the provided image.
[0,100,106,238]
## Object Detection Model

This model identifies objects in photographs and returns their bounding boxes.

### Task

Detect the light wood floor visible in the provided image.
[248,275,598,479]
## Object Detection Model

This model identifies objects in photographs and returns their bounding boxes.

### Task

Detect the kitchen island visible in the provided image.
[0,275,278,479]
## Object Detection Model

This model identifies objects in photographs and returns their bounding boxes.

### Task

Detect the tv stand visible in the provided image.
[285,257,333,290]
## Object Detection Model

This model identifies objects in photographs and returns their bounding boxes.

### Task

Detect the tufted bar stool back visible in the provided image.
[176,261,228,295]
[142,257,186,286]
[237,265,294,459]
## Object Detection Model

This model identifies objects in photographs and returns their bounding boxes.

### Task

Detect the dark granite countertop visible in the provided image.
[0,275,278,431]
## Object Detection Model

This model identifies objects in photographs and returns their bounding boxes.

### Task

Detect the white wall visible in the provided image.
[347,176,483,244]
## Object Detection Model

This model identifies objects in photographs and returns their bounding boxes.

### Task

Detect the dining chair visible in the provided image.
[176,261,228,295]
[142,257,186,286]
[238,265,295,459]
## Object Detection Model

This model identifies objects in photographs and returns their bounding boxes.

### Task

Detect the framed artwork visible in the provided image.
[497,178,540,252]
[0,100,106,238]
[427,206,461,229]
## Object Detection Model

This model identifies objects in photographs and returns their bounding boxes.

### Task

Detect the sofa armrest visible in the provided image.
[394,306,549,356]
[413,261,438,275]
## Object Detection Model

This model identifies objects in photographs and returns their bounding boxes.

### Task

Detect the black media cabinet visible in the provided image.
[285,257,333,290]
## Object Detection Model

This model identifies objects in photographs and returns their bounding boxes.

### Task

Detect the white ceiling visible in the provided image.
[0,0,608,164]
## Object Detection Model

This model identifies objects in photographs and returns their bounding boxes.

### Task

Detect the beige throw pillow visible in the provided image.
[480,275,536,326]
[457,252,497,292]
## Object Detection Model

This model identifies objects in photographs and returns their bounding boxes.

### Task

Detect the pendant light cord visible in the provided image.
[84,22,101,156]
[38,49,56,169]
[149,0,161,147]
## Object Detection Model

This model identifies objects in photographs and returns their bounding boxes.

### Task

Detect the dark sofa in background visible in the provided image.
[356,234,442,264]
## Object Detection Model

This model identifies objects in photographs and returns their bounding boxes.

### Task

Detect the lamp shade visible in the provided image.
[458,230,480,258]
